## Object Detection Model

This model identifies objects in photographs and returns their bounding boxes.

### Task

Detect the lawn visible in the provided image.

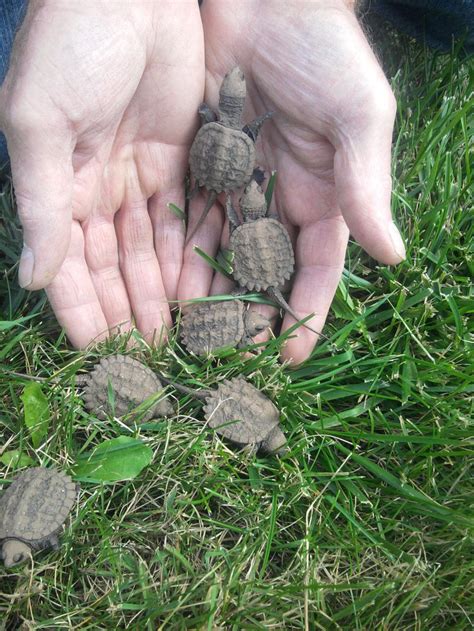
[0,31,473,630]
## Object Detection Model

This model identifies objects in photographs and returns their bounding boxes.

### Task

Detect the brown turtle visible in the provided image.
[0,467,78,568]
[158,374,287,455]
[180,299,269,355]
[186,66,273,244]
[228,180,319,334]
[79,355,174,422]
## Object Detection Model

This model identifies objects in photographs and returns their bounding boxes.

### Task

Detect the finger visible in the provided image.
[1,112,73,289]
[333,89,405,265]
[149,185,186,305]
[209,217,235,296]
[178,192,224,302]
[280,216,349,365]
[46,221,109,348]
[83,213,133,334]
[115,169,172,343]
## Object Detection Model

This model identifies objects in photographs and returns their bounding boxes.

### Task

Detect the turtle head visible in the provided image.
[1,539,31,568]
[218,66,246,129]
[244,310,270,337]
[259,426,288,456]
[240,180,267,222]
[156,396,175,418]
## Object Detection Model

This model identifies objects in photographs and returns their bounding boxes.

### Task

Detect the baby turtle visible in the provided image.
[228,180,319,334]
[79,355,174,422]
[187,66,273,243]
[180,299,269,355]
[158,374,287,455]
[0,467,77,568]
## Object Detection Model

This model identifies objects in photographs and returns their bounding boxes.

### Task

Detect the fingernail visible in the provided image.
[388,223,406,261]
[18,245,34,288]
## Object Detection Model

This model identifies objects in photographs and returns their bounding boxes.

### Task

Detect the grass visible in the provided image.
[1,35,473,630]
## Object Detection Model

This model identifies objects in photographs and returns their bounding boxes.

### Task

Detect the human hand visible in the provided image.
[190,0,405,364]
[0,0,204,347]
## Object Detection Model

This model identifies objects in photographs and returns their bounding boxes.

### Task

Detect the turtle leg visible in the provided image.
[187,179,200,200]
[49,535,60,551]
[226,193,241,236]
[243,111,274,142]
[230,285,247,298]
[198,102,217,126]
[238,334,254,349]
[252,166,266,186]
[185,190,218,245]
[241,443,259,457]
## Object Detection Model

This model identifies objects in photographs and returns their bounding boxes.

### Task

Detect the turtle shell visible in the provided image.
[203,377,280,445]
[181,300,245,355]
[230,218,295,291]
[81,355,173,422]
[0,468,76,547]
[189,122,256,192]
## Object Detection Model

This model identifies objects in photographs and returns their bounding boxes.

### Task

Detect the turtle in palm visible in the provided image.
[228,179,319,334]
[186,66,273,243]
[180,299,269,355]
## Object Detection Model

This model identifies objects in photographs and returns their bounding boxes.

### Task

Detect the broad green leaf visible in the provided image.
[0,450,34,468]
[73,436,153,483]
[21,382,50,448]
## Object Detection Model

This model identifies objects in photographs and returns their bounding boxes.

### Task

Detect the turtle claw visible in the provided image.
[243,111,274,142]
[198,102,217,126]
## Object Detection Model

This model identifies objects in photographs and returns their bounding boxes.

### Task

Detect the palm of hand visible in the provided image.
[1,3,204,347]
[49,55,204,348]
[201,0,400,362]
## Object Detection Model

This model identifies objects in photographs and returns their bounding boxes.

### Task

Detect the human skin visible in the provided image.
[0,0,404,362]
[185,0,405,363]
[0,0,204,348]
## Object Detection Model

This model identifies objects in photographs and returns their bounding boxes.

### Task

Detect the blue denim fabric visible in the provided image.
[0,0,28,166]
[369,0,474,53]
[0,0,472,166]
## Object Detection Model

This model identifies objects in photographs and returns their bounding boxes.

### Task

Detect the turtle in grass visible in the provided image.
[0,467,78,568]
[158,374,287,455]
[180,299,270,355]
[228,179,320,335]
[79,355,174,422]
[186,66,273,243]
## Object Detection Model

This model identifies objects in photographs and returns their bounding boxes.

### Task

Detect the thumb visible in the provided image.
[333,91,406,265]
[2,111,74,289]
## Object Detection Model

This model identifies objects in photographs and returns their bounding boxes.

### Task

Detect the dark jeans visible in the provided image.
[368,0,474,52]
[0,0,473,165]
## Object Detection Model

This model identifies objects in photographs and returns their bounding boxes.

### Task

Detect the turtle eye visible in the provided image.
[255,324,266,332]
[13,553,23,564]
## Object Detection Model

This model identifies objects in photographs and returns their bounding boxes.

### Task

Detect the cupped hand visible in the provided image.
[0,0,204,347]
[193,0,405,364]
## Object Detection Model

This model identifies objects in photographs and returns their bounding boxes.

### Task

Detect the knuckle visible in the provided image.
[3,97,44,134]
[363,83,397,126]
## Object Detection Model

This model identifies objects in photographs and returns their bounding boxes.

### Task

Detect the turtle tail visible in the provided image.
[155,373,209,401]
[185,190,218,246]
[267,287,324,337]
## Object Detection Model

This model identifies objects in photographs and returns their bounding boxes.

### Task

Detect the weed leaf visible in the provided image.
[73,436,153,483]
[0,450,34,468]
[21,382,50,448]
